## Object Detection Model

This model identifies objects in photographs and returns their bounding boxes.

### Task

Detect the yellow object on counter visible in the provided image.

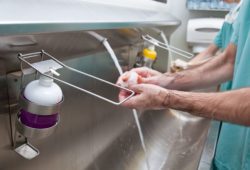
[143,48,157,60]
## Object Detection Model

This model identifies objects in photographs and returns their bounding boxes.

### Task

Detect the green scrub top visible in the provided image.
[214,0,250,169]
[214,22,233,91]
[213,19,239,91]
[213,22,234,50]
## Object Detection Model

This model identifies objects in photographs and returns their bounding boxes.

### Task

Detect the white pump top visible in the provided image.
[148,45,155,51]
[24,75,63,106]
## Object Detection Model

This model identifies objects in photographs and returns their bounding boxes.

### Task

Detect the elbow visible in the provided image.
[224,43,237,65]
[227,62,234,79]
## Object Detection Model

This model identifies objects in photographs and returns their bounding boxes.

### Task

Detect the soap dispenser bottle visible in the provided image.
[19,74,63,131]
[142,45,157,68]
[24,75,63,107]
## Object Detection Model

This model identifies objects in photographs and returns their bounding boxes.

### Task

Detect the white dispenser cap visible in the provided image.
[148,45,155,51]
[39,75,54,86]
[24,75,63,106]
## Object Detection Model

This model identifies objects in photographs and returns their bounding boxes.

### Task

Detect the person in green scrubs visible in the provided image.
[117,0,250,169]
[190,2,241,92]
[213,12,239,92]
[214,1,250,169]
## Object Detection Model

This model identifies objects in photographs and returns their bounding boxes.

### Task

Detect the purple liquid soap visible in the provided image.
[20,109,58,129]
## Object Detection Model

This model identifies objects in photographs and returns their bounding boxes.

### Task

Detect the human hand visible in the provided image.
[116,67,161,86]
[131,67,162,78]
[117,67,167,86]
[116,71,142,88]
[117,67,176,89]
[131,67,162,84]
[131,67,175,88]
[119,84,169,111]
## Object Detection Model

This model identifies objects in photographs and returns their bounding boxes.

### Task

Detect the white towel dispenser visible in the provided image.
[187,18,224,53]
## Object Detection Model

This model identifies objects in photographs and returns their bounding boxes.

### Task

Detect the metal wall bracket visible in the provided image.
[6,72,40,159]
[8,49,134,160]
[142,34,194,59]
[14,142,40,160]
[18,50,135,106]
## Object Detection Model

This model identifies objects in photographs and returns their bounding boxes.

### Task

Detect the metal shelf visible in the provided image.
[0,0,180,36]
[186,1,239,12]
[188,8,230,12]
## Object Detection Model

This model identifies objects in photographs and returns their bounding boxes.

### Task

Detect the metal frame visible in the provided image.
[16,113,59,139]
[142,34,194,59]
[15,93,62,139]
[14,142,40,160]
[18,50,135,106]
[19,94,63,115]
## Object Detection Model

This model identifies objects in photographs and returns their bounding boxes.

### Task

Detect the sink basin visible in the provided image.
[0,31,218,170]
[85,109,211,170]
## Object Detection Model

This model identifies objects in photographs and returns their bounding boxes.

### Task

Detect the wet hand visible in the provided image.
[116,67,161,86]
[130,67,163,85]
[119,67,175,88]
[119,84,169,111]
[116,71,142,88]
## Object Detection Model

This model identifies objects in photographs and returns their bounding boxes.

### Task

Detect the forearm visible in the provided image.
[164,43,236,91]
[163,88,250,126]
[189,44,219,63]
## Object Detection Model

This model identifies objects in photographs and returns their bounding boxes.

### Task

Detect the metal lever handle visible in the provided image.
[18,50,135,106]
[142,34,194,59]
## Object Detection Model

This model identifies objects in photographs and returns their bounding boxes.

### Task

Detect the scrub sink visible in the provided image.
[0,30,219,170]
[85,109,214,170]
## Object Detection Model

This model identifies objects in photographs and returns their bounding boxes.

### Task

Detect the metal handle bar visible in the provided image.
[142,34,194,59]
[18,50,135,106]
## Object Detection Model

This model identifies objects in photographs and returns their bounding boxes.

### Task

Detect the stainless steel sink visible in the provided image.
[0,30,219,170]
[84,109,211,170]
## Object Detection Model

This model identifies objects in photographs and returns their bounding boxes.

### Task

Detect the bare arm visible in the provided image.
[121,84,250,126]
[165,88,250,126]
[164,43,236,91]
[189,44,219,63]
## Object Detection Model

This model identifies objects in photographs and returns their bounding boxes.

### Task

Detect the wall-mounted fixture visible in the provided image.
[11,50,135,159]
[17,74,63,139]
[142,34,194,71]
[142,34,193,60]
[187,18,224,53]
[18,51,134,106]
[134,42,157,68]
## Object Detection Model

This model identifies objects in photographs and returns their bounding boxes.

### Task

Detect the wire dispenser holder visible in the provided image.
[13,50,134,160]
[18,50,135,105]
[142,34,194,60]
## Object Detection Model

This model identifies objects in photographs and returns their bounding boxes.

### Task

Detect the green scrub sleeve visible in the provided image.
[230,23,239,45]
[213,27,223,48]
[230,15,241,46]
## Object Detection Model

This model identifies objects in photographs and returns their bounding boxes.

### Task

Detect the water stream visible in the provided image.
[104,40,150,170]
